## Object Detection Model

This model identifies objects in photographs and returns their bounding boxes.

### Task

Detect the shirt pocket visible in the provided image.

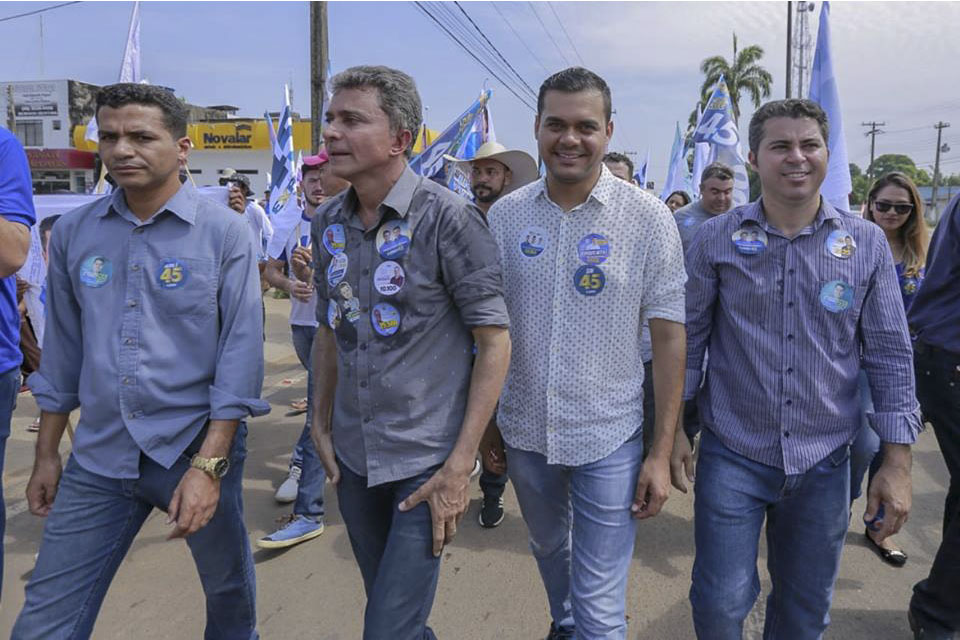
[149,256,217,319]
[809,279,866,340]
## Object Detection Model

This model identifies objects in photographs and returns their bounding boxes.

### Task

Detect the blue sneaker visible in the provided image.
[256,514,324,549]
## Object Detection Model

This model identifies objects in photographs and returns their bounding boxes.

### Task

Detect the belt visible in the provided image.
[913,339,960,360]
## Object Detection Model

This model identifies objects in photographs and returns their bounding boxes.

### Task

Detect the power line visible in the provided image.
[413,2,536,111]
[489,2,550,76]
[0,1,81,24]
[546,2,585,66]
[454,1,538,99]
[527,2,572,67]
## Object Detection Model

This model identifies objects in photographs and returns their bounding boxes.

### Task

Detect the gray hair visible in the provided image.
[700,162,734,184]
[330,65,423,158]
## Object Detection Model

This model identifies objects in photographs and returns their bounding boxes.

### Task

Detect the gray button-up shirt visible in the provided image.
[685,198,922,474]
[311,166,509,486]
[29,183,270,479]
[673,199,716,252]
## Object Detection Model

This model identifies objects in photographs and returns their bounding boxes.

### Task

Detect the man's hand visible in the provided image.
[632,454,671,520]
[289,278,314,303]
[864,443,912,543]
[310,421,340,485]
[227,187,246,214]
[166,468,221,539]
[479,422,506,476]
[398,461,472,556]
[291,246,313,283]
[670,428,695,494]
[26,453,63,517]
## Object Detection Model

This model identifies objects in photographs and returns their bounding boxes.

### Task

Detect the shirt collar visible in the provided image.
[101,181,199,225]
[741,195,841,230]
[341,164,421,224]
[535,164,614,211]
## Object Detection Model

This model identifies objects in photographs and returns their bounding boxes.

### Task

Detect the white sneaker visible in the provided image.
[275,465,301,503]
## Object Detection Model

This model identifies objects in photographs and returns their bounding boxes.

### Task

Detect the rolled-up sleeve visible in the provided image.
[860,232,923,444]
[311,213,331,326]
[438,203,509,328]
[683,224,719,400]
[640,207,686,325]
[28,222,81,412]
[210,220,270,419]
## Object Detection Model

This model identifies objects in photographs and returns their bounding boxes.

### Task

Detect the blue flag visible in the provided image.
[409,90,492,197]
[692,76,750,206]
[661,122,691,200]
[634,149,650,188]
[809,1,851,211]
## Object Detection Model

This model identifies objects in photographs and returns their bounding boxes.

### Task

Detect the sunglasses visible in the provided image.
[873,200,914,216]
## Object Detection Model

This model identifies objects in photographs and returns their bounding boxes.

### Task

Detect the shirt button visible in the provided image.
[359,343,367,351]
[787,301,794,308]
[788,268,795,275]
[124,338,134,345]
[786,367,794,374]
[134,227,144,234]
[127,300,137,308]
[128,412,136,419]
[787,334,794,341]
[785,399,793,406]
[362,268,370,276]
[131,265,140,272]
[361,306,368,314]
[784,431,791,438]
[360,381,368,388]
[123,377,132,384]
[363,416,372,423]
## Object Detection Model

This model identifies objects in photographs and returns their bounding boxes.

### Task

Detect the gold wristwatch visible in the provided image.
[190,455,230,479]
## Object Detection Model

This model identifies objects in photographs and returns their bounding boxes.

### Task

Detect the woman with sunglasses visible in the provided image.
[850,171,929,566]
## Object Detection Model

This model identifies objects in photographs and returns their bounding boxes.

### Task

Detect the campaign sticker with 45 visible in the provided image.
[157,260,188,289]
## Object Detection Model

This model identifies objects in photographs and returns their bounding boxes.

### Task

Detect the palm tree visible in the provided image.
[694,33,774,125]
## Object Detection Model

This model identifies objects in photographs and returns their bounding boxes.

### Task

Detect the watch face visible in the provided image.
[213,458,230,477]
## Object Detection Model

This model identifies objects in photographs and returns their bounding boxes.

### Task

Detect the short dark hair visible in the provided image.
[96,83,188,138]
[537,67,612,123]
[748,99,829,155]
[39,214,60,236]
[603,152,634,176]
[700,162,735,184]
[331,65,422,158]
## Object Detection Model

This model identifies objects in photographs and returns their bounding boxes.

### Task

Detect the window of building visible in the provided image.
[14,120,43,147]
[52,120,61,130]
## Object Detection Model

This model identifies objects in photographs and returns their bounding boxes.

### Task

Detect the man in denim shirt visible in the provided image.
[308,66,511,640]
[13,83,269,639]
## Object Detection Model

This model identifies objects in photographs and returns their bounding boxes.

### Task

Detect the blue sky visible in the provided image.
[1,1,959,185]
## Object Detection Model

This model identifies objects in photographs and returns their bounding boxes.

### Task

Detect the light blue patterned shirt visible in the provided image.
[29,183,270,479]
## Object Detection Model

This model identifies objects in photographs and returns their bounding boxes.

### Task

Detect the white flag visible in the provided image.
[119,1,142,83]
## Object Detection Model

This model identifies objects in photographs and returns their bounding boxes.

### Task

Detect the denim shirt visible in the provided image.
[685,198,922,474]
[29,183,270,479]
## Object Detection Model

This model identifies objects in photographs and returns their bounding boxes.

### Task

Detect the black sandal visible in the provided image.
[865,527,907,567]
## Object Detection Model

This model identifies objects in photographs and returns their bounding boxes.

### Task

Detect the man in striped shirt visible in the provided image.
[675,99,921,639]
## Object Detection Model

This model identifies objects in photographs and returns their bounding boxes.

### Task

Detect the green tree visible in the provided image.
[697,33,774,125]
[849,163,862,179]
[868,154,919,181]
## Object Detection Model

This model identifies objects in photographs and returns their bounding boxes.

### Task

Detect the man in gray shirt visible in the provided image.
[307,66,511,640]
[674,161,735,250]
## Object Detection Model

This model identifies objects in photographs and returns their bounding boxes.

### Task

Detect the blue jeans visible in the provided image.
[849,369,884,503]
[910,344,960,632]
[691,429,850,640]
[506,428,644,639]
[12,425,257,640]
[289,324,324,520]
[336,460,441,640]
[0,365,19,599]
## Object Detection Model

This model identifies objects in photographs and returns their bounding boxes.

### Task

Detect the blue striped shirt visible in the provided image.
[685,199,922,474]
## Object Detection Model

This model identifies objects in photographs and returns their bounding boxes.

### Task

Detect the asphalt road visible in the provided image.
[0,295,949,639]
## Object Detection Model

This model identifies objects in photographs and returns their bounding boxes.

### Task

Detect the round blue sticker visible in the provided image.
[326,252,348,288]
[79,255,113,288]
[322,223,346,255]
[519,225,549,258]
[573,265,606,296]
[825,229,856,259]
[819,280,853,313]
[327,299,341,329]
[156,259,188,289]
[371,302,401,336]
[732,227,768,255]
[577,233,610,265]
[376,220,412,260]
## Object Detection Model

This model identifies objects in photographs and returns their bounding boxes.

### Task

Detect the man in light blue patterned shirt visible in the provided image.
[13,83,269,639]
[676,99,921,639]
[486,67,687,640]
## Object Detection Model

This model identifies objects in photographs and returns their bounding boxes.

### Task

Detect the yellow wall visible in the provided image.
[73,121,436,153]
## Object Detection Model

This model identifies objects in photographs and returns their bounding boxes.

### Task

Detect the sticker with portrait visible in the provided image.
[819,280,854,313]
[376,220,412,260]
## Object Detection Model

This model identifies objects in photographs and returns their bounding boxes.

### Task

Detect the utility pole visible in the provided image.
[931,121,951,222]
[785,2,793,99]
[310,1,329,154]
[861,121,885,181]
